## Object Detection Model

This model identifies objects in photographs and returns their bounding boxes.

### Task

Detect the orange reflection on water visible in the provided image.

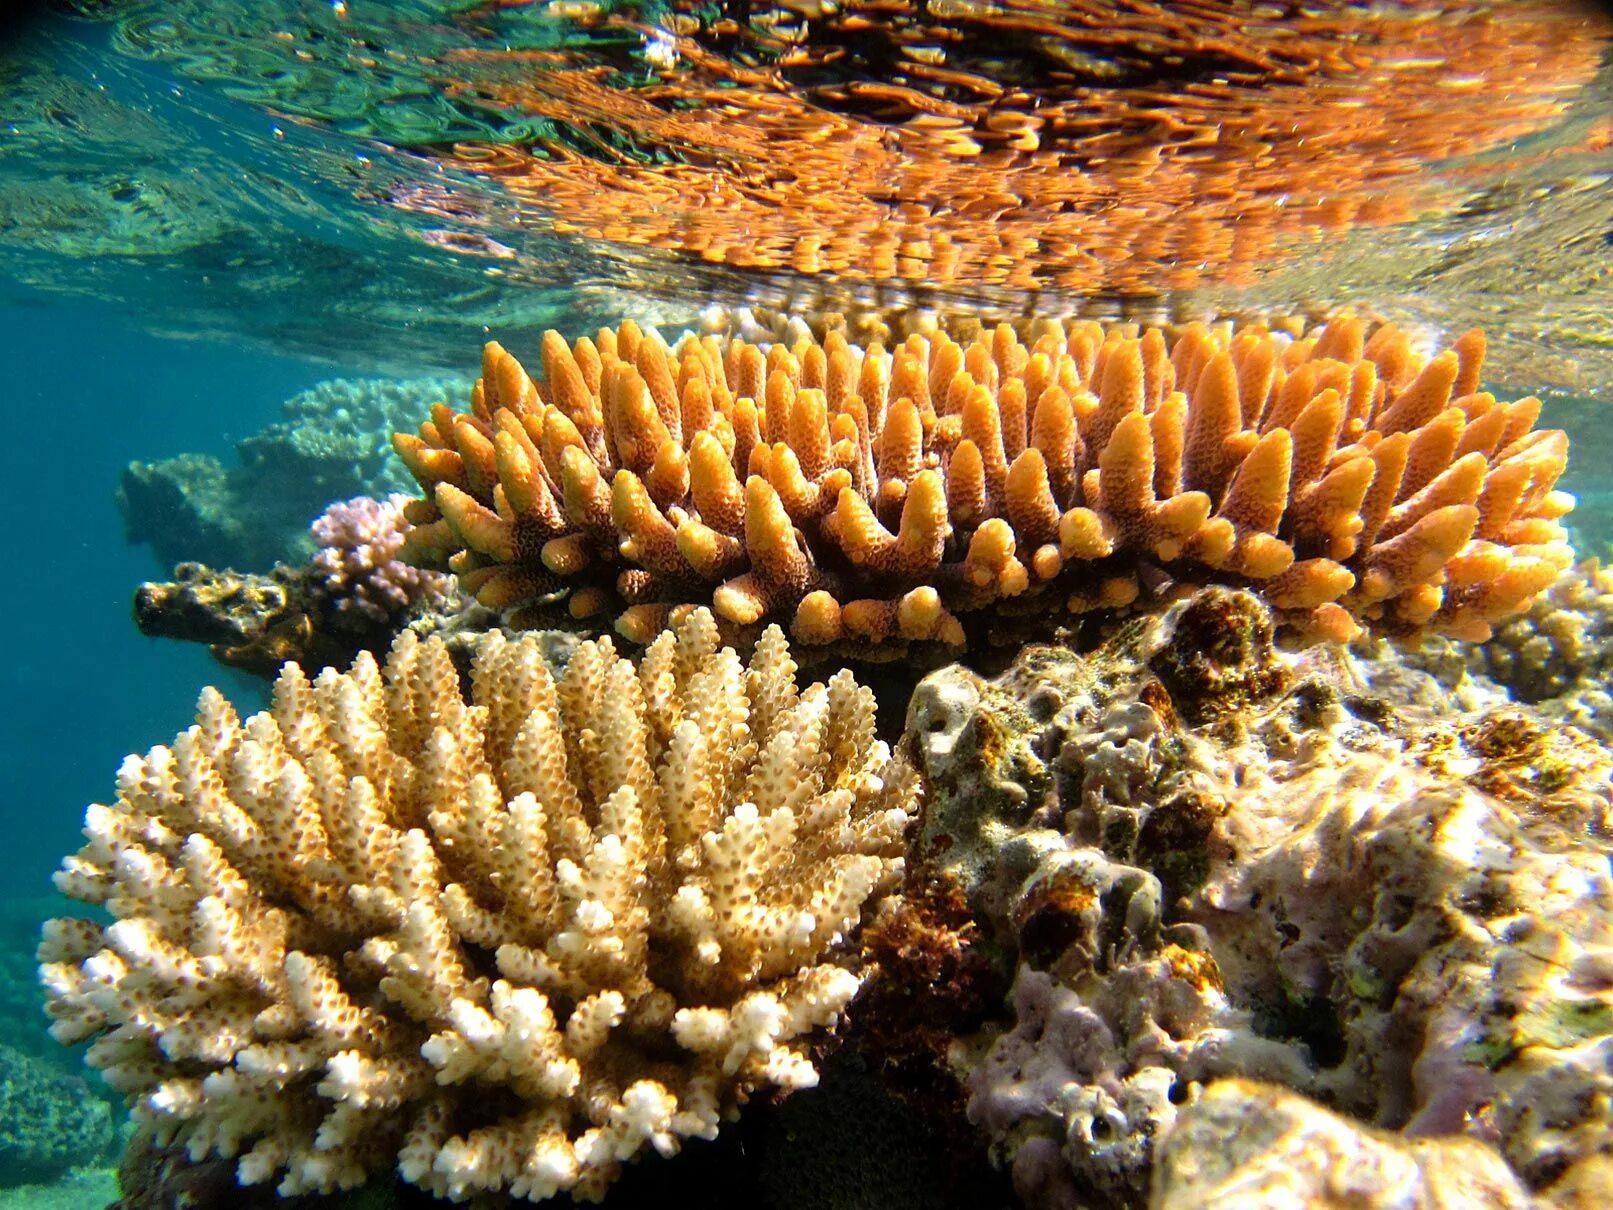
[426,0,1606,299]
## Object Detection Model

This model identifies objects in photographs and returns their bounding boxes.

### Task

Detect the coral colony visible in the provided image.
[395,316,1570,649]
[42,314,1613,1206]
[43,611,913,1199]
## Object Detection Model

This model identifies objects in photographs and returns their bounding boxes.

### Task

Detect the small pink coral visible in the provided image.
[309,494,453,626]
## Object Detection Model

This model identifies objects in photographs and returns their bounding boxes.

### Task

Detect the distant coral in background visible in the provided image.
[134,495,460,679]
[0,1042,118,1187]
[118,453,248,569]
[309,494,455,627]
[901,587,1613,1207]
[41,611,916,1201]
[396,315,1571,653]
[119,375,465,572]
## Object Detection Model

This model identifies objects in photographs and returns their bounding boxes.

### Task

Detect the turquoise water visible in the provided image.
[0,290,335,1198]
[2,1,1610,1205]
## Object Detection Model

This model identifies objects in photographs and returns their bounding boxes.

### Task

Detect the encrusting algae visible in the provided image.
[395,315,1573,653]
[39,609,916,1203]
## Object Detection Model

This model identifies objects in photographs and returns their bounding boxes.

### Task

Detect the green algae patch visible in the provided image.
[1513,998,1613,1052]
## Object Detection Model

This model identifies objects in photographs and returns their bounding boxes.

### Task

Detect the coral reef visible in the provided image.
[41,610,916,1202]
[118,453,248,571]
[1151,1079,1537,1209]
[396,316,1572,654]
[901,587,1613,1207]
[120,376,465,572]
[242,378,467,504]
[1451,559,1613,735]
[0,1042,119,1187]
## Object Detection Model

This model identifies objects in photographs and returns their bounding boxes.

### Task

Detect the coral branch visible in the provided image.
[42,611,916,1202]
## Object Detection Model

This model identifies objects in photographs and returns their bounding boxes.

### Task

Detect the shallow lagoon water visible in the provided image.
[2,2,1611,1205]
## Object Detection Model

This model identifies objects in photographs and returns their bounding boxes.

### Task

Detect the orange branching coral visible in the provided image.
[394,316,1573,650]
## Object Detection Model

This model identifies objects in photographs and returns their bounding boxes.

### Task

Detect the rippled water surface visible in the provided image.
[4,1,1610,393]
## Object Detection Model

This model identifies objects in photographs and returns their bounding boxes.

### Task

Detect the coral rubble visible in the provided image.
[41,610,915,1202]
[901,587,1613,1207]
[397,316,1572,654]
[120,376,465,572]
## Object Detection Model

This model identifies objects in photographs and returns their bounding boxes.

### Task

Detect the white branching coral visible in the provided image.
[38,609,916,1202]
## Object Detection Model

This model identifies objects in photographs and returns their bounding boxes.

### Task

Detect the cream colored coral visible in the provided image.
[39,610,915,1202]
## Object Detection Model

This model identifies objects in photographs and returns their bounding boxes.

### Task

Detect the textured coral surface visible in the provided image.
[396,316,1572,653]
[902,588,1613,1208]
[41,611,916,1202]
[310,495,456,629]
[1152,1079,1537,1209]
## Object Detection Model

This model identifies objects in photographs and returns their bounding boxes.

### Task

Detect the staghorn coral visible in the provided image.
[900,587,1613,1207]
[396,315,1572,653]
[40,609,916,1202]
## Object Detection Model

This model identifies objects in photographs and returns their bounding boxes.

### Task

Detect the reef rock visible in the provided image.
[134,495,460,679]
[901,586,1613,1207]
[1151,1078,1537,1209]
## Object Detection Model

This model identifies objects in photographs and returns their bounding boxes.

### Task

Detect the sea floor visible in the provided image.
[0,1170,119,1210]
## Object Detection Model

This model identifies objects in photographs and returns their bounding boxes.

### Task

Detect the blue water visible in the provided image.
[2,288,332,888]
